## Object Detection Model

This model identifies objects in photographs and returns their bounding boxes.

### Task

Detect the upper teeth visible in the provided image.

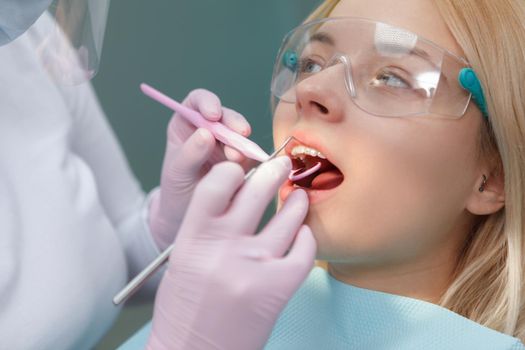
[291,145,327,159]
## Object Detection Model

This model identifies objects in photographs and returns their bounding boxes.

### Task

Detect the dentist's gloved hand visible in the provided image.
[147,157,317,350]
[149,89,253,250]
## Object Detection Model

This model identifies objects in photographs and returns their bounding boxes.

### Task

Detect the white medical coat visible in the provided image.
[0,14,161,350]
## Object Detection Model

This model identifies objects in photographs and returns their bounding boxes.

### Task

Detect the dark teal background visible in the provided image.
[92,1,320,348]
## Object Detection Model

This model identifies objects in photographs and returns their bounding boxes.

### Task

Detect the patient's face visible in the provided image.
[273,0,483,267]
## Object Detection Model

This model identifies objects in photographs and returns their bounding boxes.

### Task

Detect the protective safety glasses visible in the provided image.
[271,17,475,119]
[36,0,110,85]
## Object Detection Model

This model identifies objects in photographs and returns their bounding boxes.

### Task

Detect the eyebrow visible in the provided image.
[411,47,432,63]
[309,31,441,71]
[410,47,440,70]
[309,32,336,46]
[311,32,433,60]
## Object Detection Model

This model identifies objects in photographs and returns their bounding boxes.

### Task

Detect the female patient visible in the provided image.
[121,0,525,349]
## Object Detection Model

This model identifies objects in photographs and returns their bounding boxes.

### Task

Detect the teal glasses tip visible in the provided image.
[283,51,298,71]
[458,68,489,119]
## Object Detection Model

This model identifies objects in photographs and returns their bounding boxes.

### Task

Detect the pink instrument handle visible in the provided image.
[141,83,270,162]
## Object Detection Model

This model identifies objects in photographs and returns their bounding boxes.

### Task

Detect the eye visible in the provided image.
[372,69,411,89]
[297,56,324,76]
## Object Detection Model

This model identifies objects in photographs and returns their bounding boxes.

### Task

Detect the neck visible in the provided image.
[324,213,475,304]
[326,251,459,304]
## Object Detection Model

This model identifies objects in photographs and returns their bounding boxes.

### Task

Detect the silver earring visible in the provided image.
[478,174,487,192]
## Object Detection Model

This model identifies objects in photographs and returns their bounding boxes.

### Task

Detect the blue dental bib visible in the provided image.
[119,267,524,350]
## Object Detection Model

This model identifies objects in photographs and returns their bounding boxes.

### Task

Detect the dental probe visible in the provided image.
[141,83,270,163]
[113,136,295,305]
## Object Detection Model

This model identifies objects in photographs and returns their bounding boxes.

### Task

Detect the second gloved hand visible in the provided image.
[148,89,253,250]
[147,157,317,350]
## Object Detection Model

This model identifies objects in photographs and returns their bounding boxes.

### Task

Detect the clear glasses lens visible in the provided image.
[271,18,471,118]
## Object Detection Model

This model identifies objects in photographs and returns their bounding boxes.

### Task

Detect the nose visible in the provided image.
[294,63,347,123]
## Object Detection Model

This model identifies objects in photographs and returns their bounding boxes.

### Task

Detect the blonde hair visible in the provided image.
[309,0,525,341]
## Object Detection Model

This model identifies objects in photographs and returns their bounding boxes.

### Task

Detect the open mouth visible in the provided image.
[286,141,345,191]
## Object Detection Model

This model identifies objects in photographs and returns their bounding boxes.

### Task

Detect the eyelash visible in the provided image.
[373,69,412,89]
[297,57,324,75]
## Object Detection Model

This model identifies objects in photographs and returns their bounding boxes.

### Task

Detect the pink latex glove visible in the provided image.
[147,157,317,350]
[149,89,254,250]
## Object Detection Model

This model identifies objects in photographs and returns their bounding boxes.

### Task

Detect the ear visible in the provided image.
[465,168,505,215]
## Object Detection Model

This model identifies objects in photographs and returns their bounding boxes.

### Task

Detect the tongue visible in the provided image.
[310,170,344,190]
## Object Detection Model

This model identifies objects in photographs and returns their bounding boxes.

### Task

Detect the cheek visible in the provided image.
[312,117,481,262]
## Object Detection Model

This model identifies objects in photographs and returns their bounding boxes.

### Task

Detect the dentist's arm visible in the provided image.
[63,81,164,295]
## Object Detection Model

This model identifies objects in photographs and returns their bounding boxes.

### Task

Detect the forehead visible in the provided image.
[329,0,465,58]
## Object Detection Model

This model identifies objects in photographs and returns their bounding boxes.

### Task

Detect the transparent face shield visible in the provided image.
[36,0,110,85]
[271,17,473,119]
